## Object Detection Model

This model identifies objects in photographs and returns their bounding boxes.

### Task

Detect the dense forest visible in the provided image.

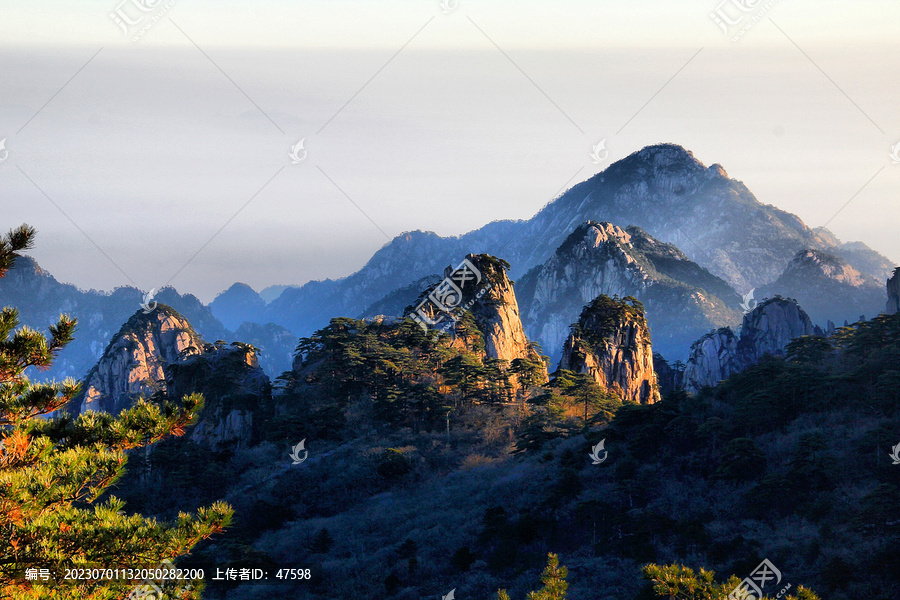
[112,310,896,599]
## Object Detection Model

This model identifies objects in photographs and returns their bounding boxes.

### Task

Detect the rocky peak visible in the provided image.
[683,297,815,393]
[783,249,870,286]
[558,295,660,404]
[576,221,632,248]
[74,305,203,415]
[72,305,269,450]
[757,249,885,327]
[615,143,705,175]
[887,268,900,315]
[463,254,547,379]
[402,253,548,384]
[740,296,816,358]
[518,221,740,363]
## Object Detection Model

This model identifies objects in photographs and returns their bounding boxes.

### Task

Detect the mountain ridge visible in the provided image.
[256,144,893,341]
[517,221,742,363]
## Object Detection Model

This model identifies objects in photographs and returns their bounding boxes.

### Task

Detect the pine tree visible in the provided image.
[0,225,232,599]
[526,553,568,600]
[642,563,820,599]
[496,553,568,600]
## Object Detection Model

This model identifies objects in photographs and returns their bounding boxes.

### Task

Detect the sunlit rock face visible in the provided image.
[559,295,660,405]
[76,306,204,415]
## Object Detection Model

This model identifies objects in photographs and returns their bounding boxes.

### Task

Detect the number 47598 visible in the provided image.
[276,568,311,580]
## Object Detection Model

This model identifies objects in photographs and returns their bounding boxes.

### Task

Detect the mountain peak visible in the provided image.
[221,282,259,296]
[209,282,266,331]
[609,143,704,174]
[75,304,204,415]
[784,249,871,287]
[519,221,741,363]
[560,221,631,253]
[684,296,815,393]
[116,303,195,335]
[757,248,885,326]
[559,295,660,404]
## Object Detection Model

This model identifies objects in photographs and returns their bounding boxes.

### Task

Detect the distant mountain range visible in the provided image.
[0,257,295,382]
[215,144,893,347]
[3,143,894,382]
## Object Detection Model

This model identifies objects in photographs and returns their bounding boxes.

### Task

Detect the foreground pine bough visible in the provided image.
[0,225,232,599]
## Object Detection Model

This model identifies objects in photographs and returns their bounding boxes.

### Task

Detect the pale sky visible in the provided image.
[1,1,898,302]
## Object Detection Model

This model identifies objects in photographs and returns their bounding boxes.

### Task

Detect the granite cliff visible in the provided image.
[466,254,545,374]
[683,297,815,393]
[887,268,900,315]
[558,295,660,405]
[72,305,270,449]
[405,254,548,384]
[74,305,204,415]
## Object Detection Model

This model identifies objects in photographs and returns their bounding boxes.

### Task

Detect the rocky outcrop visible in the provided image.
[0,256,229,382]
[887,268,900,315]
[558,295,660,404]
[72,305,269,450]
[683,297,815,393]
[403,254,548,384]
[682,328,741,392]
[74,305,204,415]
[166,342,269,450]
[466,255,543,371]
[517,221,742,363]
[758,249,886,327]
[741,297,817,358]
